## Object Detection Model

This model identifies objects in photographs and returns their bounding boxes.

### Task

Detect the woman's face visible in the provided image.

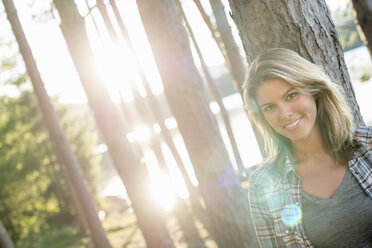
[256,78,318,144]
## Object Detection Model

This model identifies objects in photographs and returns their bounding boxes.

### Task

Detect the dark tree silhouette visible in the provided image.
[351,0,372,58]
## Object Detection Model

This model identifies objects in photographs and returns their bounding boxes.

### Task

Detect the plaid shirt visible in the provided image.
[248,126,372,248]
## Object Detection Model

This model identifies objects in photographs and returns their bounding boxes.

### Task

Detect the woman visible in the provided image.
[244,48,372,247]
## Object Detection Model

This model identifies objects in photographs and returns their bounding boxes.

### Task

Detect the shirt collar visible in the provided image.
[276,150,297,184]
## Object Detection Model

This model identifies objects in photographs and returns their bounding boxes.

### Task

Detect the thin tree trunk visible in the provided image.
[193,0,243,96]
[120,89,206,248]
[53,1,175,247]
[136,0,256,247]
[118,95,146,158]
[2,1,112,247]
[193,0,266,158]
[97,0,200,219]
[96,0,119,43]
[193,0,224,57]
[209,0,246,95]
[109,0,204,214]
[178,1,245,175]
[228,0,364,126]
[0,194,16,240]
[0,219,14,248]
[351,0,372,58]
[129,83,207,248]
[57,154,91,236]
[45,141,90,236]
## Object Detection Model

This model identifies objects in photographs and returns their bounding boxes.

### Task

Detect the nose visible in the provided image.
[279,103,292,120]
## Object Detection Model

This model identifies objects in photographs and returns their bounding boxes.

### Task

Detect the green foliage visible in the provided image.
[360,74,371,82]
[16,224,88,248]
[0,17,102,246]
[0,87,102,245]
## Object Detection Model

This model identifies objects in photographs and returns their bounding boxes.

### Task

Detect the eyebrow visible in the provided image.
[259,87,296,109]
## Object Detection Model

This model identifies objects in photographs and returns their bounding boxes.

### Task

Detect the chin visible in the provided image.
[284,130,311,142]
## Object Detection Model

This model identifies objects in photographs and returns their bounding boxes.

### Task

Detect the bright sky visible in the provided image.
[2,0,350,104]
[5,0,227,104]
[326,0,350,10]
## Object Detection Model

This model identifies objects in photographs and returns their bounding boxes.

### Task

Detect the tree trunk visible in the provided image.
[351,0,372,58]
[56,154,91,236]
[0,219,14,248]
[0,194,16,240]
[95,6,205,244]
[209,0,246,96]
[178,1,245,175]
[136,0,257,247]
[45,141,90,236]
[2,1,111,247]
[123,68,206,247]
[228,0,364,125]
[193,0,245,96]
[108,0,205,214]
[53,1,175,247]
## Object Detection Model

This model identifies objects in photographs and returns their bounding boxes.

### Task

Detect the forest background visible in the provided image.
[0,0,371,247]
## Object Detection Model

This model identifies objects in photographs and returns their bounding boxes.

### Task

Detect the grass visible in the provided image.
[101,196,217,248]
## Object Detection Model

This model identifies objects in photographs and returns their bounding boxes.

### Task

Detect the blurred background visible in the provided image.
[0,0,371,247]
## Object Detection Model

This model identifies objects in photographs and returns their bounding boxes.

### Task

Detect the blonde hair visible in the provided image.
[243,48,359,163]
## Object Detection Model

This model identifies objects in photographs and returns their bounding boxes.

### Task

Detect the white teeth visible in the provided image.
[285,118,301,129]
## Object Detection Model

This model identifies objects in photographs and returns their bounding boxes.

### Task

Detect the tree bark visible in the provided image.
[53,1,175,247]
[2,1,111,247]
[0,219,14,248]
[209,0,246,96]
[351,0,372,58]
[136,0,257,247]
[228,0,364,125]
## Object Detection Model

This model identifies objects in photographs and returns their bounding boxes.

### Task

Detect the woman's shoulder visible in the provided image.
[354,126,372,147]
[248,160,280,190]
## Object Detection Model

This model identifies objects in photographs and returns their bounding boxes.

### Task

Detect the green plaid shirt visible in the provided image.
[248,126,372,248]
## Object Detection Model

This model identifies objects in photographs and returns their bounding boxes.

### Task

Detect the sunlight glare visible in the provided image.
[182,0,224,67]
[99,176,127,199]
[134,125,151,143]
[164,117,178,130]
[173,135,199,187]
[114,0,164,95]
[144,150,175,212]
[126,132,136,143]
[161,144,190,199]
[84,8,137,103]
[153,123,161,134]
[74,0,90,17]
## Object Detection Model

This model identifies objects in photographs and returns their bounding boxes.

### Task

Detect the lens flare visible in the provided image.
[281,203,302,227]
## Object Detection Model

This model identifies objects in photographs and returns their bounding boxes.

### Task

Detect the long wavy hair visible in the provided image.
[243,48,360,163]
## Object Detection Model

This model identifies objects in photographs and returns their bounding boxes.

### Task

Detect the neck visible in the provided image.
[291,125,328,163]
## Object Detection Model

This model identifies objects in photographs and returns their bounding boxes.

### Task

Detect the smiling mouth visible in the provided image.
[284,117,302,129]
